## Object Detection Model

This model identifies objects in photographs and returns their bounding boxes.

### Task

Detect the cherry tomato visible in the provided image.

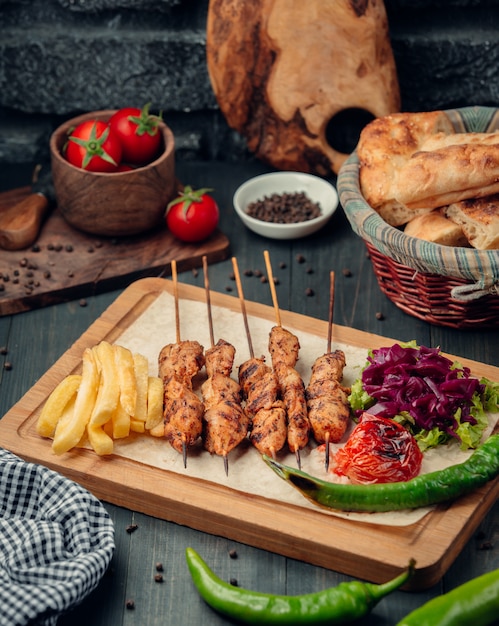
[65,120,122,172]
[109,103,163,165]
[332,413,423,484]
[166,186,220,242]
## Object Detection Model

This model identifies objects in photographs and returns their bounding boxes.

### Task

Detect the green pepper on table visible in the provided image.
[263,433,499,513]
[396,567,499,626]
[185,547,414,625]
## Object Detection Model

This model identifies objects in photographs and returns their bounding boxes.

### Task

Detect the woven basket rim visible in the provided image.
[337,106,499,299]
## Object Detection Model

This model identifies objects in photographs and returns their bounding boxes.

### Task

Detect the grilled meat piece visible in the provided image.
[268,326,300,368]
[202,343,249,461]
[238,357,280,418]
[249,401,287,457]
[205,338,236,378]
[274,361,310,453]
[306,350,350,444]
[158,340,205,388]
[163,377,204,452]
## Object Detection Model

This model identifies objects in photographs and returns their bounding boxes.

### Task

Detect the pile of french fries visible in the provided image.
[36,341,164,456]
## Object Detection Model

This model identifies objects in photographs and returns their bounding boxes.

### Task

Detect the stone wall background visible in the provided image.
[0,0,498,166]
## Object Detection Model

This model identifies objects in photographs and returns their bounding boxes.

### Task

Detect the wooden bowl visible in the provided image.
[50,110,176,236]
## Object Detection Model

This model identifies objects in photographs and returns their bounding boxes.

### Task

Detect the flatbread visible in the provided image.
[404,209,470,247]
[444,194,499,249]
[358,111,455,214]
[358,111,499,219]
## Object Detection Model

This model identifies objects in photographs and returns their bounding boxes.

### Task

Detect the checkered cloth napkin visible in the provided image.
[0,448,115,626]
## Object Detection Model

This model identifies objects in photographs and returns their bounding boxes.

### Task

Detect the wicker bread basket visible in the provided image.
[337,106,499,330]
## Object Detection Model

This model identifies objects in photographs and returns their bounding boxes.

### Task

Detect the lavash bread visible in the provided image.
[444,194,499,250]
[404,210,470,247]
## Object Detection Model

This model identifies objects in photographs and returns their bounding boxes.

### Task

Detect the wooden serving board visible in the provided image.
[1,277,498,590]
[0,187,230,316]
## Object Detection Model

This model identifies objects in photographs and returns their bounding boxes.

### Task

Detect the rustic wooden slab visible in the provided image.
[0,277,498,590]
[0,187,230,315]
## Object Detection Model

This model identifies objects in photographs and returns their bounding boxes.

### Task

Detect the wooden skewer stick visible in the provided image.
[232,257,254,359]
[264,250,302,468]
[324,270,336,472]
[202,255,215,349]
[263,249,281,327]
[232,257,277,460]
[202,255,229,476]
[171,259,187,467]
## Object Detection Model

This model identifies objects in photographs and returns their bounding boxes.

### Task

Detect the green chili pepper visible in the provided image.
[185,547,415,625]
[263,433,499,513]
[396,567,499,626]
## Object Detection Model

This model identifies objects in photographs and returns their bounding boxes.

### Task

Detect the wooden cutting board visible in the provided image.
[206,0,400,175]
[0,187,230,315]
[1,277,498,590]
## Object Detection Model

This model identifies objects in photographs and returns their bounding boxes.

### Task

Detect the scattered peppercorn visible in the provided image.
[375,312,385,321]
[225,285,233,292]
[126,523,139,534]
[229,578,238,587]
[65,244,73,252]
[228,549,238,559]
[243,269,253,276]
[31,244,40,252]
[229,272,235,281]
[296,254,306,264]
[306,267,314,274]
[273,277,279,285]
[13,269,19,276]
[54,244,63,252]
[0,284,4,292]
[125,599,135,610]
[44,270,51,279]
[305,288,315,297]
[4,362,12,371]
[68,270,74,277]
[279,262,286,269]
[478,541,494,550]
[79,299,87,307]
[260,276,268,284]
[192,268,198,277]
[47,243,54,250]
[342,268,352,277]
[253,269,262,277]
[155,562,164,572]
[154,574,164,583]
[0,347,7,355]
[87,246,94,253]
[19,258,27,267]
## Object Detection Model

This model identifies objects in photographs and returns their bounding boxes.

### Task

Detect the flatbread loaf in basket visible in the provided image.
[337,106,499,329]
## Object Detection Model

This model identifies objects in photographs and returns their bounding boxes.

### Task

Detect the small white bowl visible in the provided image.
[233,172,338,239]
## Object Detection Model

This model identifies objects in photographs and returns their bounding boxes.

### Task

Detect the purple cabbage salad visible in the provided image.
[348,341,499,451]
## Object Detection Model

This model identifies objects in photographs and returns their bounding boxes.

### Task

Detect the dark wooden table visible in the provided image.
[1,160,498,625]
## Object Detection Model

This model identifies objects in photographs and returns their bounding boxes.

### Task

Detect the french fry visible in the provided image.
[148,421,165,438]
[133,352,149,423]
[87,422,114,456]
[112,401,131,439]
[90,341,120,427]
[52,348,99,455]
[145,376,164,430]
[114,344,137,417]
[130,418,145,433]
[36,374,81,438]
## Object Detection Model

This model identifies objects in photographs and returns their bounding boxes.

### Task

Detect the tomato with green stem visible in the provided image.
[166,186,220,242]
[109,103,163,165]
[65,120,122,172]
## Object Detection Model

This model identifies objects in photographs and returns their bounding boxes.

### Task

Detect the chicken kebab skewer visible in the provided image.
[232,257,287,459]
[157,260,205,468]
[305,271,351,471]
[263,250,310,469]
[200,256,249,476]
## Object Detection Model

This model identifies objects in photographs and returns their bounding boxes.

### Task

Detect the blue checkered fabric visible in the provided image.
[0,448,115,626]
